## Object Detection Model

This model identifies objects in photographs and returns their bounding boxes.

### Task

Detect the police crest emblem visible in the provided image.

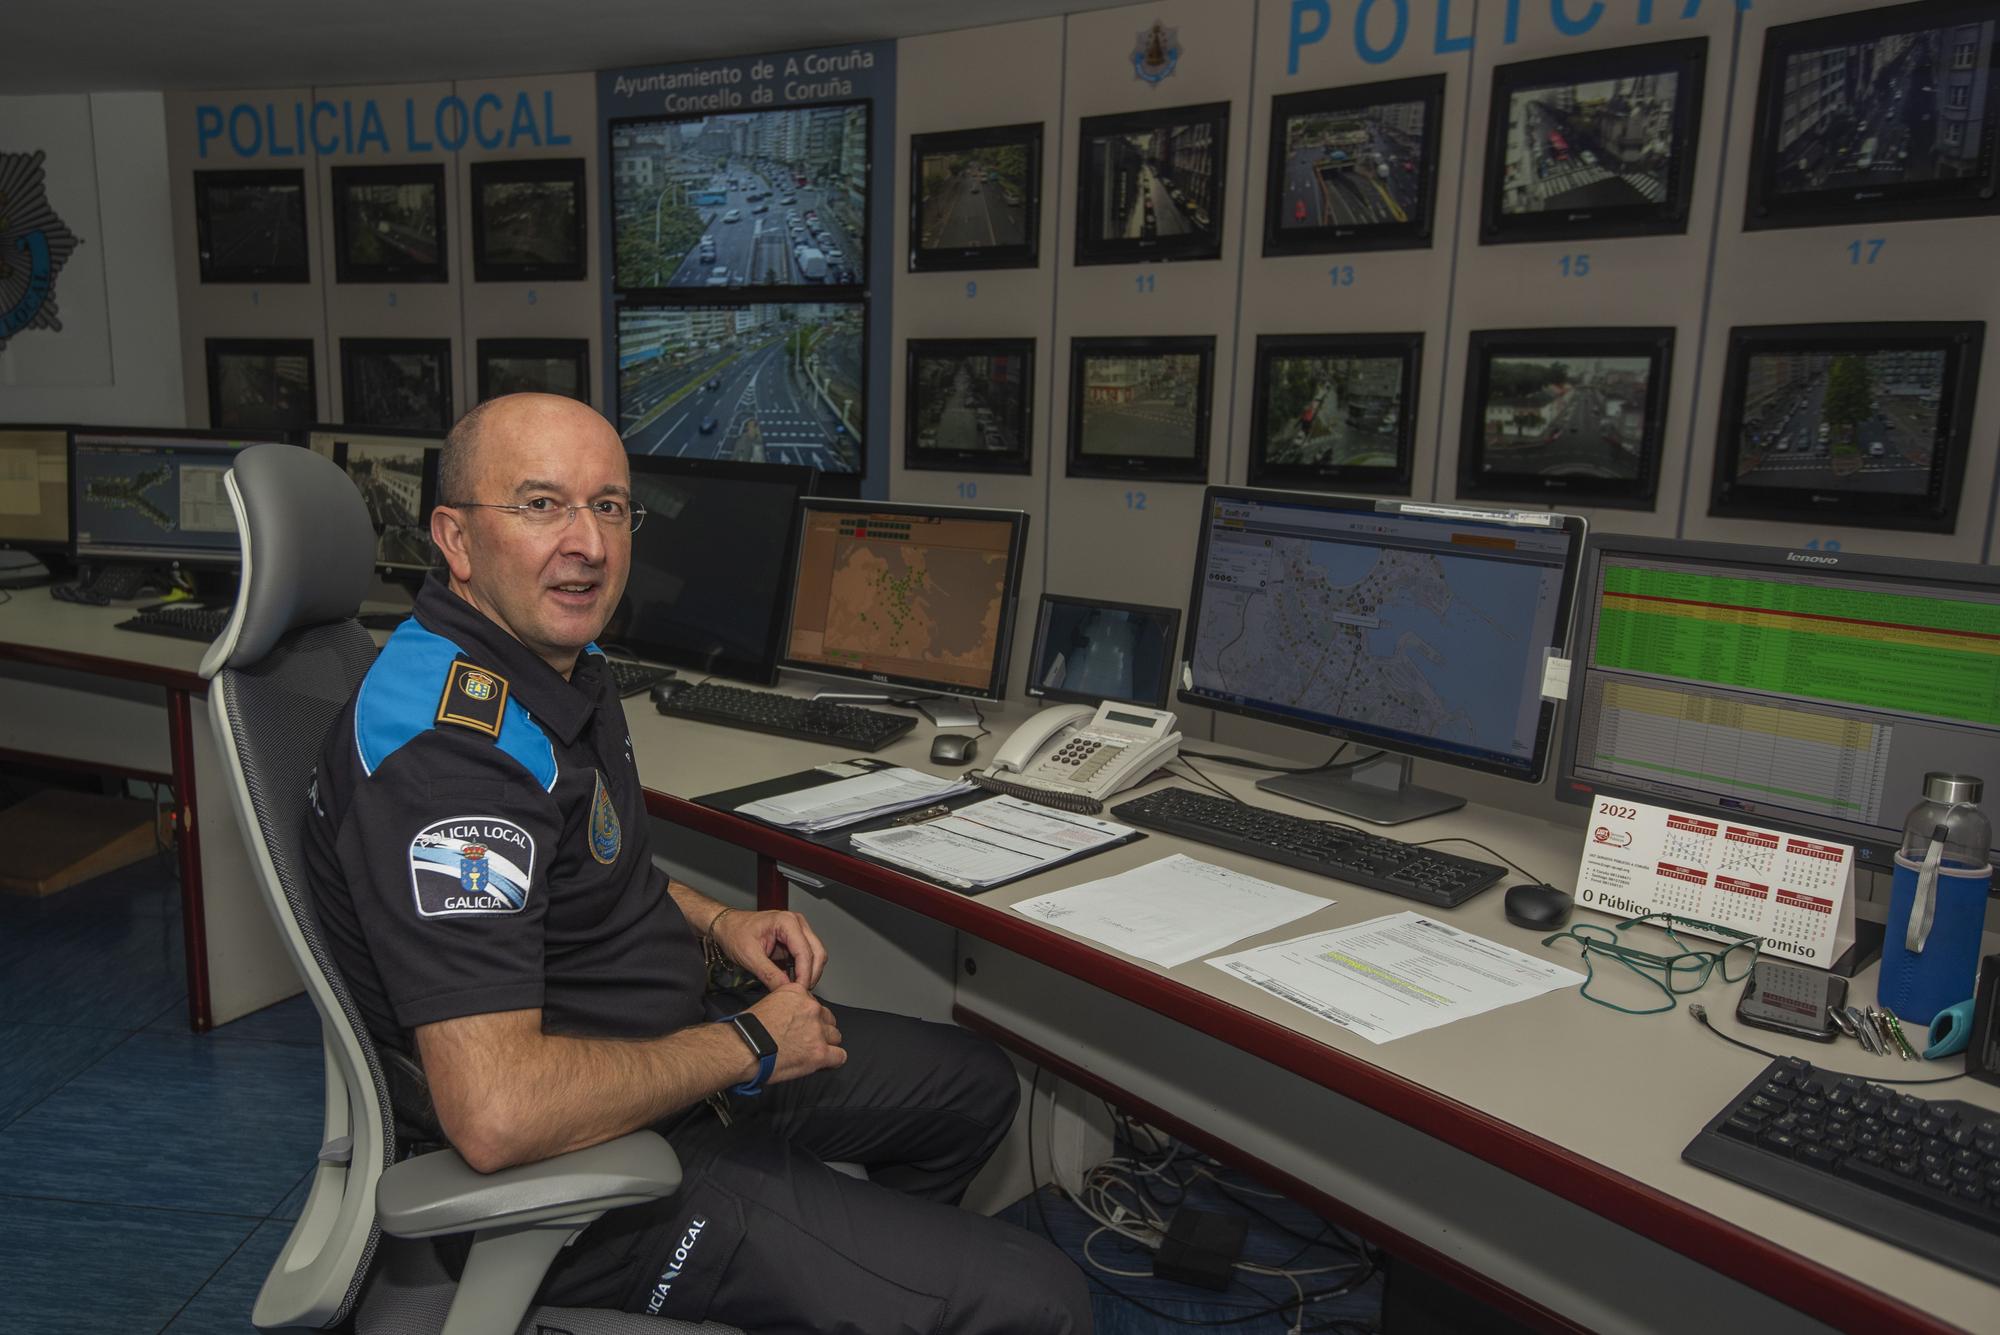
[590,771,622,864]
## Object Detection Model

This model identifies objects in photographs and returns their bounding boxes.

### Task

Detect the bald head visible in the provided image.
[439,393,619,507]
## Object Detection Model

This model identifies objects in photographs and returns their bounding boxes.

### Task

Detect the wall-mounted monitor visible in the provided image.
[1066,335,1214,482]
[905,338,1033,475]
[205,338,317,432]
[1481,37,1707,244]
[194,168,309,284]
[1027,594,1181,710]
[1745,1,2000,232]
[615,300,864,474]
[1263,74,1445,256]
[332,164,447,284]
[1076,101,1230,265]
[340,337,455,431]
[469,157,587,282]
[1458,327,1673,509]
[0,426,72,555]
[477,338,591,406]
[908,122,1042,272]
[1708,321,1984,533]
[1247,332,1422,493]
[70,427,293,569]
[305,425,443,575]
[610,101,871,292]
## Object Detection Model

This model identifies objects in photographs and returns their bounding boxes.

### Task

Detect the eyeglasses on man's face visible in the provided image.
[450,497,648,533]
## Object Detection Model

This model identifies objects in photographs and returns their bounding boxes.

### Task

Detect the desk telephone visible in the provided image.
[982,701,1181,802]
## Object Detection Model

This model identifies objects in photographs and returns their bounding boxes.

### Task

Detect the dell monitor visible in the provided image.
[601,457,817,684]
[305,426,443,578]
[1027,594,1181,710]
[1180,488,1586,824]
[1557,534,2000,873]
[0,425,72,556]
[70,427,292,570]
[781,498,1029,704]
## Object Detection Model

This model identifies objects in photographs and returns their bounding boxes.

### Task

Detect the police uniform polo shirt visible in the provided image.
[303,574,704,1053]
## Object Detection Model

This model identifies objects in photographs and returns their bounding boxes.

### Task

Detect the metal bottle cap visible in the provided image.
[1923,773,1983,804]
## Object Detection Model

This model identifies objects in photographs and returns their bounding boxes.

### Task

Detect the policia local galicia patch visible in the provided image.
[409,817,535,917]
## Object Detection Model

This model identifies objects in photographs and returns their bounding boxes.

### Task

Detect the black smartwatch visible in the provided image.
[722,1012,777,1096]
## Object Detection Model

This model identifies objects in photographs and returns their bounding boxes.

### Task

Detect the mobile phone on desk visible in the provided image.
[1735,959,1847,1043]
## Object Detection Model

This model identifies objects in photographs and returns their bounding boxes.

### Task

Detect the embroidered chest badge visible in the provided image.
[589,769,622,865]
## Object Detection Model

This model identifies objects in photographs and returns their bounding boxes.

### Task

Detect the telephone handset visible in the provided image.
[983,701,1181,802]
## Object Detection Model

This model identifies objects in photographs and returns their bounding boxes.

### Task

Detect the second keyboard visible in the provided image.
[653,682,915,752]
[1110,785,1507,908]
[115,605,231,642]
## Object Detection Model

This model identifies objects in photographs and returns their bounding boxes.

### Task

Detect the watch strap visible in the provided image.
[720,1012,777,1096]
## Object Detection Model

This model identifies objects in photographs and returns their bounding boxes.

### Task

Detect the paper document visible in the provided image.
[1208,911,1584,1044]
[735,768,973,833]
[850,796,1131,889]
[1011,854,1328,968]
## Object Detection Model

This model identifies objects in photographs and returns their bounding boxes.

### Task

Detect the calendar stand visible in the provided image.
[1572,799,1869,974]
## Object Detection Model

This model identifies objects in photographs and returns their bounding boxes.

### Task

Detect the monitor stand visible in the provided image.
[914,698,982,729]
[0,550,51,588]
[1256,752,1465,826]
[809,689,983,729]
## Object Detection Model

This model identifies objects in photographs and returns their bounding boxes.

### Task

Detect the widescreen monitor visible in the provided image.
[1180,488,1586,823]
[1557,534,2000,873]
[781,498,1029,701]
[1027,594,1180,710]
[0,426,72,554]
[305,426,443,575]
[70,427,292,568]
[601,457,817,684]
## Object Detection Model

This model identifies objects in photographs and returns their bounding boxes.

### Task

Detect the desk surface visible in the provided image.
[7,592,1996,1332]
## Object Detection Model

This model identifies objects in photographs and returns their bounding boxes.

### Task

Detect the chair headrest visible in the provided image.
[201,443,380,678]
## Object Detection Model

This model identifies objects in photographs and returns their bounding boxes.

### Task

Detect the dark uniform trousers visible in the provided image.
[534,998,1093,1334]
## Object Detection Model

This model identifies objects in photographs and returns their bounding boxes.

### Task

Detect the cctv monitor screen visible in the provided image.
[0,427,71,553]
[1182,488,1584,782]
[615,300,864,473]
[1558,534,2000,872]
[70,428,290,566]
[1027,594,1180,710]
[306,427,442,573]
[781,499,1029,700]
[602,456,816,684]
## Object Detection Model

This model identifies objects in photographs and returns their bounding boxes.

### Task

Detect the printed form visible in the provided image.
[1011,854,1328,967]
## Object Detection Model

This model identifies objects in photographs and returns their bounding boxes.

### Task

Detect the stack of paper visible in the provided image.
[1011,854,1328,966]
[849,796,1133,889]
[735,768,974,833]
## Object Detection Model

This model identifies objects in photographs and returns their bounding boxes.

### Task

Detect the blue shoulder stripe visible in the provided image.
[354,621,558,792]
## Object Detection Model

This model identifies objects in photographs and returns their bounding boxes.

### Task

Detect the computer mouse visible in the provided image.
[930,734,978,766]
[1504,882,1574,931]
[649,679,689,709]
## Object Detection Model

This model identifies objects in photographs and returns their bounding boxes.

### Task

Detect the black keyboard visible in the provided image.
[1684,1057,2000,1285]
[609,658,677,698]
[115,605,231,642]
[1109,786,1506,908]
[53,565,151,606]
[653,681,915,752]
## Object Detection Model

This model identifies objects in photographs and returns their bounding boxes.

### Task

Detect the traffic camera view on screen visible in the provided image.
[1189,502,1568,765]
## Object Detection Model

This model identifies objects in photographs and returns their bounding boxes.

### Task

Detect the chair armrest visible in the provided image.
[376,1130,683,1239]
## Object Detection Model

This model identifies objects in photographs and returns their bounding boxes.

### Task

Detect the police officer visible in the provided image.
[302,394,1091,1333]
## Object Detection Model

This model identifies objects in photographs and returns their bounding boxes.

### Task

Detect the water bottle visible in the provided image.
[1880,774,1992,1025]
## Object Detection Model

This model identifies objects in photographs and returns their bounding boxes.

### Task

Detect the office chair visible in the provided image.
[200,443,739,1335]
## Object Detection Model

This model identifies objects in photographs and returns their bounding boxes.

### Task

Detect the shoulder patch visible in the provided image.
[436,660,509,738]
[409,816,535,917]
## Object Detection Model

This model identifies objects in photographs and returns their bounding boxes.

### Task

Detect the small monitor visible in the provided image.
[1075,101,1230,265]
[469,157,587,283]
[1263,73,1445,256]
[602,456,817,684]
[0,426,72,554]
[1027,595,1181,710]
[305,426,443,575]
[781,499,1029,701]
[70,427,292,568]
[1557,533,2000,872]
[908,122,1043,272]
[1181,488,1586,823]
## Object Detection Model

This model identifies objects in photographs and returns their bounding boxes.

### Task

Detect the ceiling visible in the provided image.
[8,0,1140,94]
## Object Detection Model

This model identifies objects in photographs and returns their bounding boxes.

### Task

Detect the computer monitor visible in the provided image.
[1027,594,1181,710]
[69,427,292,569]
[304,426,443,577]
[1180,487,1586,823]
[0,426,72,555]
[780,498,1029,702]
[1557,534,2000,873]
[601,457,817,684]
